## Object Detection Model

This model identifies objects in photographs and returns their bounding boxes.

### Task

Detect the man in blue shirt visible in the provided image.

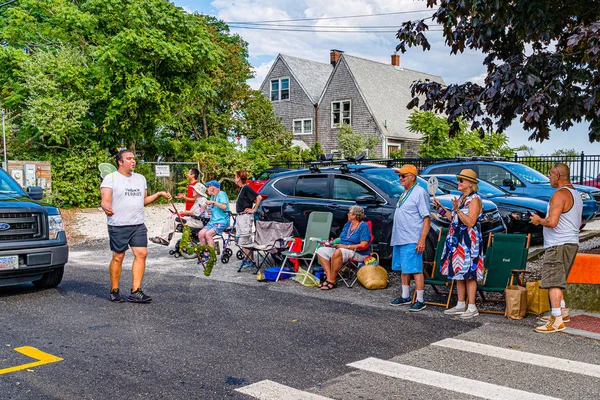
[197,180,230,251]
[389,164,431,312]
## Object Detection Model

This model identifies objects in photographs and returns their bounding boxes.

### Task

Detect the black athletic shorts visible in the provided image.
[108,224,148,253]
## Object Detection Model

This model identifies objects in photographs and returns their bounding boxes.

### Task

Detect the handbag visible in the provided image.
[526,280,551,314]
[357,263,388,290]
[504,285,528,320]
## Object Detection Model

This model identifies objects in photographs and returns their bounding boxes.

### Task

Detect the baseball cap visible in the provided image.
[205,180,221,188]
[394,164,418,176]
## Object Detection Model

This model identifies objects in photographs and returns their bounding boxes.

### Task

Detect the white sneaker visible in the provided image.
[459,309,479,319]
[444,305,467,315]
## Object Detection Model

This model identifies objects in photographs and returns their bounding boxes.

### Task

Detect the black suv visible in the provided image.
[0,168,68,289]
[258,164,506,261]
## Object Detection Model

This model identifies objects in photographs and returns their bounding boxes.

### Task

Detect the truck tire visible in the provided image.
[32,266,64,289]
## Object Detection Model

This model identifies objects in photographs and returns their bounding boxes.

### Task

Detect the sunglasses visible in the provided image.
[458,178,465,183]
[399,174,412,179]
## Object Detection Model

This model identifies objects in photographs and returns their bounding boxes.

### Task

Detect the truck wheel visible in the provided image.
[32,266,64,289]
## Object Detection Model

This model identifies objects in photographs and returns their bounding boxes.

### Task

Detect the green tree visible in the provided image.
[336,124,379,158]
[396,0,600,143]
[409,111,515,157]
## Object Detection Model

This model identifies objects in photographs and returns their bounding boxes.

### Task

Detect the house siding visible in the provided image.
[260,58,316,144]
[317,60,383,157]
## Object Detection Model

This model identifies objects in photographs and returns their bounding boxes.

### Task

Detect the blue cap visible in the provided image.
[206,180,220,188]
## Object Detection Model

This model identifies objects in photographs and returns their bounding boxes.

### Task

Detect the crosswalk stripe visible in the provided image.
[348,358,559,400]
[432,338,600,378]
[235,380,333,400]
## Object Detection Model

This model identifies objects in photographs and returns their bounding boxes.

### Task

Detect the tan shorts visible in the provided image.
[541,243,578,289]
[315,246,367,263]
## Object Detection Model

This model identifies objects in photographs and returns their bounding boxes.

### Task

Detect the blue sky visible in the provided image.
[172,0,600,156]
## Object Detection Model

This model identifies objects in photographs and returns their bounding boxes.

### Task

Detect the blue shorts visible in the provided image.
[204,222,227,235]
[391,244,423,274]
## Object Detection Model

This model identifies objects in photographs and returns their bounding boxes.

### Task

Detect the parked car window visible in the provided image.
[272,176,296,196]
[333,176,373,201]
[503,163,550,183]
[0,170,25,195]
[437,180,457,192]
[296,175,329,198]
[426,165,447,174]
[445,165,466,175]
[478,165,517,186]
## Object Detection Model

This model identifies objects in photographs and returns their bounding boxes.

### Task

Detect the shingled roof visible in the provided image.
[332,54,445,140]
[278,54,333,104]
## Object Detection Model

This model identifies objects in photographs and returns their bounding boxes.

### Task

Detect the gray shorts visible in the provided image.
[108,224,148,253]
[541,243,578,289]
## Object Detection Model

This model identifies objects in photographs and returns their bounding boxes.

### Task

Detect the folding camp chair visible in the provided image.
[338,220,375,288]
[237,221,293,273]
[413,227,456,307]
[275,211,333,282]
[477,233,531,314]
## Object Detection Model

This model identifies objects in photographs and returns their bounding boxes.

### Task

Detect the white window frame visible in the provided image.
[270,77,290,102]
[331,100,351,127]
[292,118,313,135]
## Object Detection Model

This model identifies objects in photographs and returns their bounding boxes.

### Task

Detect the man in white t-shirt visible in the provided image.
[100,150,171,303]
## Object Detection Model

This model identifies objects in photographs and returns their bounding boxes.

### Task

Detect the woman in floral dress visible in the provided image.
[433,169,484,319]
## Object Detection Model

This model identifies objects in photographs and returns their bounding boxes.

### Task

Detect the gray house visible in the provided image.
[259,50,445,157]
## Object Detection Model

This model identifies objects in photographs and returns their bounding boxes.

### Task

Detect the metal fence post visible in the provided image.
[580,151,585,184]
[514,153,518,163]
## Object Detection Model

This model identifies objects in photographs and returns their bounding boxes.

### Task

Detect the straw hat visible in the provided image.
[192,182,207,197]
[456,169,478,184]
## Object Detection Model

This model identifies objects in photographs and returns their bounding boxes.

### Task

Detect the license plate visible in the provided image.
[0,256,19,270]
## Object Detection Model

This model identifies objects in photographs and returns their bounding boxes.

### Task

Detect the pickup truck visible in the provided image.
[0,167,68,288]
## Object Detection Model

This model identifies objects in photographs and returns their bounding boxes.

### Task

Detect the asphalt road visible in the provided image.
[1,238,598,399]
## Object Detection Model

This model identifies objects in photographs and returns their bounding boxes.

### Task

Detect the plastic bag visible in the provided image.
[293,267,320,287]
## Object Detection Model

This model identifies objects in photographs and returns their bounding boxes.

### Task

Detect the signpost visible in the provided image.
[155,165,170,177]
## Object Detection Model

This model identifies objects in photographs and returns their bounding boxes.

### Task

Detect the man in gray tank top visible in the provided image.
[530,163,583,333]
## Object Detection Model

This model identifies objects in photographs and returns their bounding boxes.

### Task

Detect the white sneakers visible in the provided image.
[539,308,570,323]
[444,305,467,315]
[535,314,566,333]
[444,305,479,319]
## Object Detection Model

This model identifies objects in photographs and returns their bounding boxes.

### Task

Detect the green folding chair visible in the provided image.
[276,211,333,282]
[413,228,455,307]
[477,233,531,314]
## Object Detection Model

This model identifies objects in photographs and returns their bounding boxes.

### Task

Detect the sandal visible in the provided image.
[320,281,337,290]
[150,237,169,246]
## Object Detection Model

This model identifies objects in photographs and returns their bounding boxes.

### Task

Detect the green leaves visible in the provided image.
[410,111,514,158]
[336,124,379,158]
[397,0,600,144]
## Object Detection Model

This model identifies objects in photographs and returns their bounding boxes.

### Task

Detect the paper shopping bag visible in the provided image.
[526,280,551,315]
[504,285,528,320]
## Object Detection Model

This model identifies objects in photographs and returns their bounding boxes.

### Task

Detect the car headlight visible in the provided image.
[48,215,65,240]
[511,211,531,221]
[581,192,591,200]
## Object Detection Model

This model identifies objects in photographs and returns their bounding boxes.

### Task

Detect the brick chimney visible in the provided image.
[391,53,400,67]
[330,49,344,67]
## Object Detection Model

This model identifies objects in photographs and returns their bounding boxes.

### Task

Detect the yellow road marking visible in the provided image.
[0,346,63,375]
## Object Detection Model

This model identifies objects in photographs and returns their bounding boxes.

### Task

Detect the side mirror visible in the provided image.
[26,186,43,200]
[502,179,516,190]
[355,194,383,205]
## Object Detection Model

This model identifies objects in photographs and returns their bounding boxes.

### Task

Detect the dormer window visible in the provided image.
[270,77,290,101]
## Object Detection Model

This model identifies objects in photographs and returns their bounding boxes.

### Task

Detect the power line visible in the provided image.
[227,22,440,28]
[225,9,433,24]
[227,25,444,33]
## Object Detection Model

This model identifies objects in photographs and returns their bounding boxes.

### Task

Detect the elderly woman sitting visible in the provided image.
[316,205,371,290]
